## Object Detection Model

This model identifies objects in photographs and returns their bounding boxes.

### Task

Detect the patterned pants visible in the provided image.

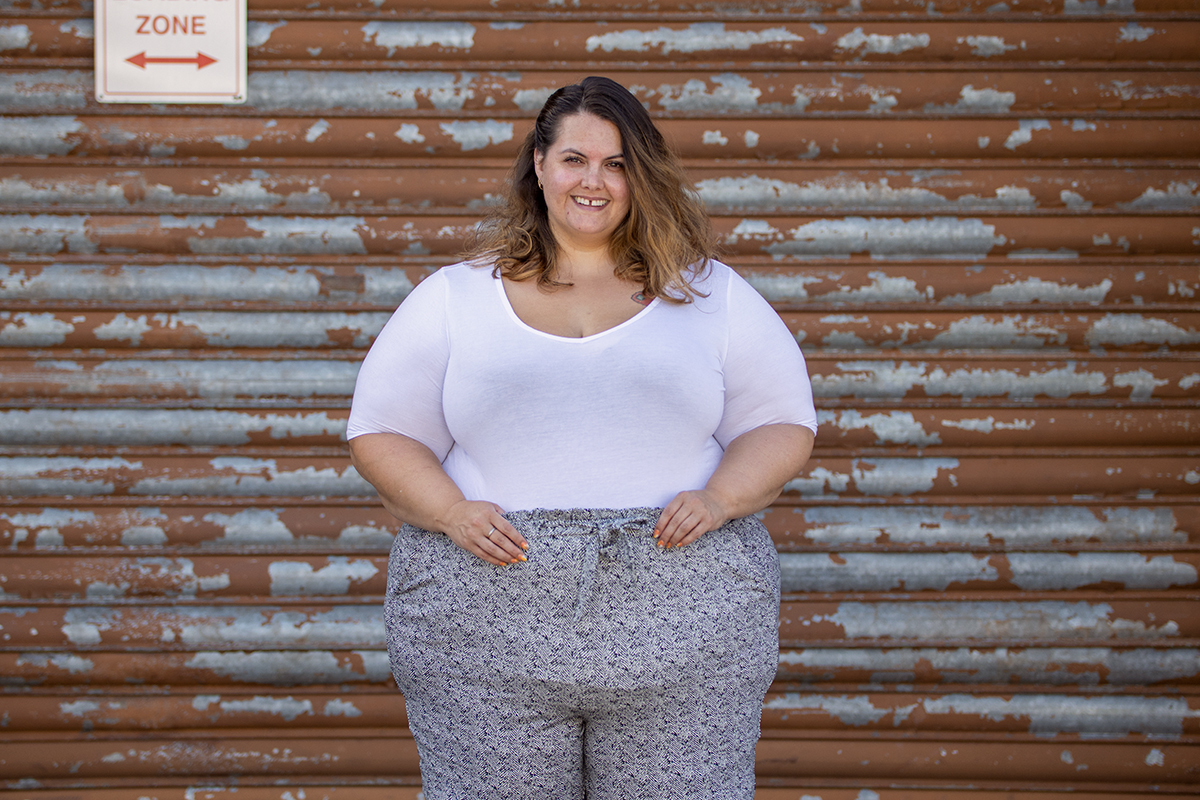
[385,508,781,799]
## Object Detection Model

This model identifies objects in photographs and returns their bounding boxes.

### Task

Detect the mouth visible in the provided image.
[572,196,609,208]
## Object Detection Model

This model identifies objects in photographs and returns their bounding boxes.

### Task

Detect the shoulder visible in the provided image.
[405,259,493,302]
[679,259,743,309]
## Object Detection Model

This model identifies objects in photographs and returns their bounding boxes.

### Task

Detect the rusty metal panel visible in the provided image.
[4,111,1199,159]
[4,212,1199,257]
[4,165,1199,214]
[3,0,1199,796]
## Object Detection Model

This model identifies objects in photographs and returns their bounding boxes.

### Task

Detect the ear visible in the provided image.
[533,150,544,182]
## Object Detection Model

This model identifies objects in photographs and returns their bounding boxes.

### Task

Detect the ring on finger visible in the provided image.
[486,526,497,540]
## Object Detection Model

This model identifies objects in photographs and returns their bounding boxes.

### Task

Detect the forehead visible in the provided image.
[546,112,623,155]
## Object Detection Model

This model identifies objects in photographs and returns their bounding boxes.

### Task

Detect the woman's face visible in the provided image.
[534,112,631,252]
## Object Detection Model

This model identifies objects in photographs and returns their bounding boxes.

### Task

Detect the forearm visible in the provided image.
[705,423,815,519]
[348,432,464,533]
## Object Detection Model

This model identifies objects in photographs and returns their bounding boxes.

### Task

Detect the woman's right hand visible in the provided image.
[438,500,529,567]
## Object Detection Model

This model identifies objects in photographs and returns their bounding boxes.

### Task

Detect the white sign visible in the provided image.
[95,0,247,104]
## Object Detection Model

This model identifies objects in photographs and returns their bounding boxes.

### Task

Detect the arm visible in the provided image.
[654,422,814,547]
[349,432,527,566]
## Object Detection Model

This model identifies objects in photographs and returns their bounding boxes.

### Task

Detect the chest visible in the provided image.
[501,275,649,339]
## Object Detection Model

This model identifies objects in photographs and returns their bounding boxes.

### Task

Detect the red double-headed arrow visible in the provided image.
[126,52,217,69]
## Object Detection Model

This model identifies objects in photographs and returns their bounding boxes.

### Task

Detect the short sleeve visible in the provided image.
[346,270,455,459]
[712,267,818,448]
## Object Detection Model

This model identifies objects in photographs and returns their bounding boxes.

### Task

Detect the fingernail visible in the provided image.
[518,555,527,562]
[521,541,529,550]
[653,529,660,539]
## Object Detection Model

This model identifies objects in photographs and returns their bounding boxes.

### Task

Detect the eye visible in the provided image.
[607,161,625,170]
[564,155,583,164]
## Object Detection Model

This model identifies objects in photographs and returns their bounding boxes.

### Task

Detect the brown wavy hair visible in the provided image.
[464,76,716,302]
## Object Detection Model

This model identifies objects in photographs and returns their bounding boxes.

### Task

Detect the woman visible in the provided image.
[347,76,816,799]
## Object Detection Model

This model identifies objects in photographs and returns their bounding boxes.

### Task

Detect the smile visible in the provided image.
[573,197,609,208]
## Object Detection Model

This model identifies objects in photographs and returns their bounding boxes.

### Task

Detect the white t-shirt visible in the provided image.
[347,259,817,511]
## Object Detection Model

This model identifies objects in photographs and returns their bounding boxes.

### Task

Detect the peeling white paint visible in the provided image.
[836,27,930,55]
[940,416,1034,434]
[15,652,95,674]
[764,692,895,726]
[92,313,152,346]
[246,20,287,48]
[268,557,379,596]
[779,646,1200,686]
[0,408,348,447]
[1113,368,1169,401]
[919,315,1068,350]
[1004,119,1051,150]
[59,700,101,716]
[1063,0,1136,13]
[780,552,997,592]
[0,312,74,346]
[1007,553,1198,591]
[1120,182,1200,211]
[249,71,478,112]
[214,695,314,721]
[957,35,1017,57]
[701,130,729,146]
[214,135,250,151]
[439,119,513,151]
[0,214,95,254]
[786,458,957,497]
[0,24,31,52]
[0,176,128,207]
[926,694,1197,736]
[925,85,1016,114]
[169,606,384,647]
[1061,190,1092,210]
[1118,23,1156,43]
[185,649,391,685]
[513,87,556,112]
[795,505,1183,547]
[304,119,329,143]
[186,216,369,256]
[813,360,1109,401]
[323,699,363,717]
[657,75,761,112]
[764,217,1006,260]
[822,409,941,446]
[0,263,410,304]
[941,276,1112,306]
[131,458,374,497]
[1086,313,1200,349]
[361,22,476,55]
[586,23,802,55]
[0,456,142,496]
[61,19,93,39]
[41,357,358,401]
[394,123,425,143]
[816,601,1180,640]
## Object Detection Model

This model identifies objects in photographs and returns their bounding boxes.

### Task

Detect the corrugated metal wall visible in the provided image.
[1,0,1198,797]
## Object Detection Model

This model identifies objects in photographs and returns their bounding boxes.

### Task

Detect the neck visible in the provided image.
[553,245,616,284]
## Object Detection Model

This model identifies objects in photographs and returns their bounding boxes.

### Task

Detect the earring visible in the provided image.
[538,182,544,190]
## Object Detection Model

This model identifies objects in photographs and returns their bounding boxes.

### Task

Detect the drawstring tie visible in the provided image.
[573,518,648,623]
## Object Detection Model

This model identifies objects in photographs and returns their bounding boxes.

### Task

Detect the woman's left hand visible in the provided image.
[654,489,730,549]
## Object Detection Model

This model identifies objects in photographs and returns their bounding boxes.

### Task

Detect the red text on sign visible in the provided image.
[136,15,206,35]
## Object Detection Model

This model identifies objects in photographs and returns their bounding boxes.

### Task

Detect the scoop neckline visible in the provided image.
[493,273,661,343]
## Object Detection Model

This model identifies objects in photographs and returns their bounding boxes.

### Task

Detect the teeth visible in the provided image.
[575,197,608,207]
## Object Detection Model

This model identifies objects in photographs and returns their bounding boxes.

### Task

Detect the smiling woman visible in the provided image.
[346,75,816,799]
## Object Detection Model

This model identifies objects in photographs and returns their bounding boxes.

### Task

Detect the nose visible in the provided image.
[581,163,604,189]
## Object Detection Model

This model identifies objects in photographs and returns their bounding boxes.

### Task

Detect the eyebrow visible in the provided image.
[561,147,624,160]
